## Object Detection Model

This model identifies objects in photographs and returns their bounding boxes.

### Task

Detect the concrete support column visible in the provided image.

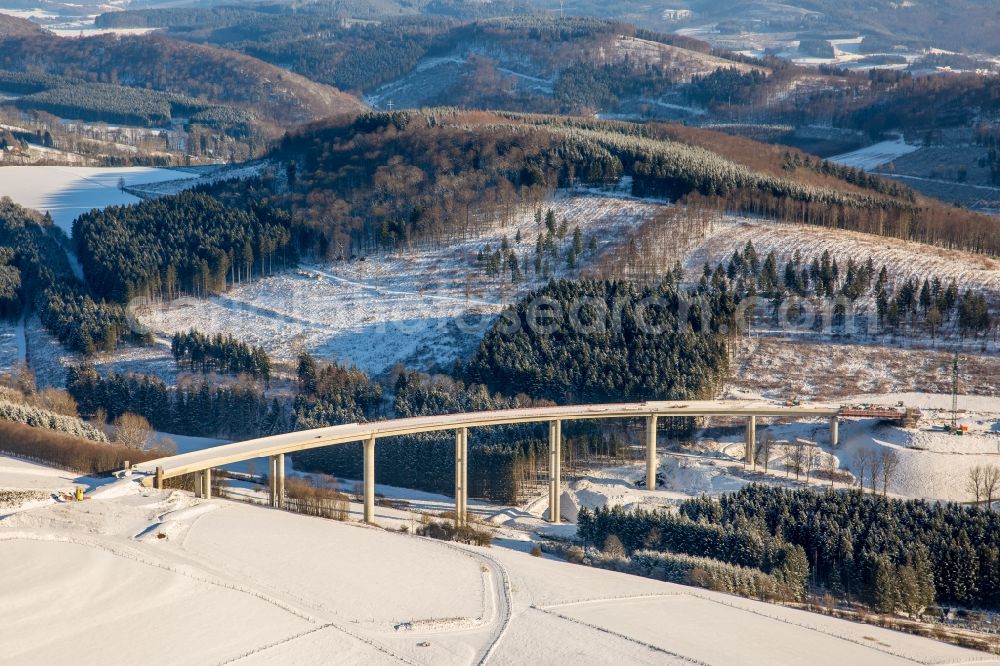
[455,428,468,527]
[203,467,212,500]
[460,430,468,524]
[363,436,376,525]
[830,415,839,448]
[745,415,756,465]
[193,470,203,498]
[155,466,164,490]
[276,454,284,508]
[646,414,658,490]
[268,454,284,508]
[268,456,278,507]
[549,420,562,524]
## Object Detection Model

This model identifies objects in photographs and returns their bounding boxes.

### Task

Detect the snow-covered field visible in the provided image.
[0,166,199,232]
[1,455,995,665]
[828,138,921,171]
[139,193,665,375]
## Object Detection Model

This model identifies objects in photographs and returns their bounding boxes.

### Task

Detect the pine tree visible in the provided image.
[872,555,898,613]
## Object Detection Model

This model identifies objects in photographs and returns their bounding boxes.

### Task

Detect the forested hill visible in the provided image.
[202,110,998,260]
[0,32,363,127]
[90,10,739,113]
[0,14,44,38]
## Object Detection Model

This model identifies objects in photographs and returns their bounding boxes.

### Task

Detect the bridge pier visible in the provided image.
[363,435,375,525]
[455,428,468,527]
[745,415,756,465]
[154,466,164,490]
[646,415,658,490]
[830,415,839,448]
[202,467,212,499]
[269,454,285,508]
[549,420,561,524]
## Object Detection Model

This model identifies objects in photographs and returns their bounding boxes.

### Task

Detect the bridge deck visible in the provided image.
[134,400,840,480]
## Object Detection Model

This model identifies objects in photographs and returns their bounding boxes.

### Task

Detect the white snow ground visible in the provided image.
[1,455,996,665]
[828,138,920,172]
[0,166,199,232]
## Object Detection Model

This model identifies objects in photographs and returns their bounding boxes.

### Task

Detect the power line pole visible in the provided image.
[951,351,959,431]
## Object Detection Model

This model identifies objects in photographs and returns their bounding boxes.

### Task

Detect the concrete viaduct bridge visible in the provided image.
[134,400,841,525]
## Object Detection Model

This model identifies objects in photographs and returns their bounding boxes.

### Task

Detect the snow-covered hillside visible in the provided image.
[1,455,995,665]
[828,138,921,172]
[138,193,665,375]
[685,216,1000,296]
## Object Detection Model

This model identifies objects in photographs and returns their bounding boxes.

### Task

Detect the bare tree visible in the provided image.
[789,441,806,481]
[150,434,177,456]
[879,450,899,497]
[755,432,774,473]
[803,443,817,483]
[854,449,871,492]
[869,453,884,495]
[603,534,626,558]
[825,450,838,487]
[92,407,108,435]
[37,387,78,417]
[113,412,152,450]
[982,466,1000,511]
[967,465,985,505]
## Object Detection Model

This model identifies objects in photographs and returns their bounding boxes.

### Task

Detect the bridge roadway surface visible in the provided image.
[134,400,840,480]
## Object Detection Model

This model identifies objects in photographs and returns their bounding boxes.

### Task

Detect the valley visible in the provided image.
[0,1,999,663]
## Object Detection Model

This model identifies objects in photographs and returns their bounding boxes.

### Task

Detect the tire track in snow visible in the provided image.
[417,537,513,664]
[530,604,709,664]
[307,266,500,308]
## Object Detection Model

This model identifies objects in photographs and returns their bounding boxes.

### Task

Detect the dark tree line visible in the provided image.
[66,366,288,440]
[293,353,384,428]
[74,191,295,303]
[578,505,811,597]
[0,198,129,354]
[14,81,254,132]
[171,330,271,384]
[464,278,732,403]
[680,485,1000,612]
[686,67,768,108]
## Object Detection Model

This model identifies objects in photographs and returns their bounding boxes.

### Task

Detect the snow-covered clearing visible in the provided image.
[0,166,199,232]
[828,138,920,171]
[1,455,994,665]
[0,318,22,370]
[834,418,1000,501]
[685,215,1000,296]
[611,36,765,80]
[47,26,156,37]
[732,337,1000,400]
[139,193,666,375]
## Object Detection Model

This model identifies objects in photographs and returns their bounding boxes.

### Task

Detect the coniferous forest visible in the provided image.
[594,483,1000,613]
